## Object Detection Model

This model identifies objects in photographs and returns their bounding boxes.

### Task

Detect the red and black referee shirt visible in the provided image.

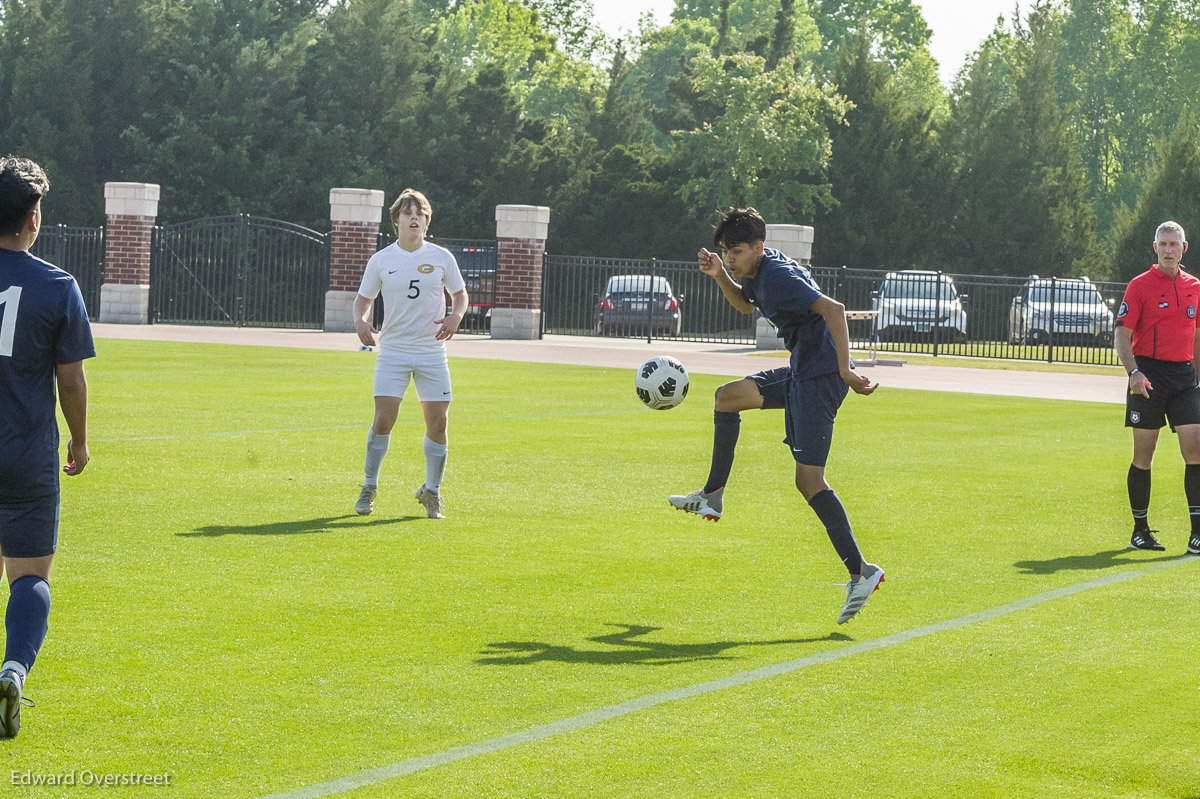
[1116,264,1200,362]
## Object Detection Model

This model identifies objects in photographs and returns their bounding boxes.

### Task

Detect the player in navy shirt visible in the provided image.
[668,207,885,624]
[0,156,94,737]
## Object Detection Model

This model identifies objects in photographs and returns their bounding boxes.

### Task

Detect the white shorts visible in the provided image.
[373,349,452,401]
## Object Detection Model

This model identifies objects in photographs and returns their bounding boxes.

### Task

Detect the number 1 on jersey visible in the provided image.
[0,285,22,357]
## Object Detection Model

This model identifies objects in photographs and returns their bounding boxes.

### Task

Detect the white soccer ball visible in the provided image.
[635,355,689,410]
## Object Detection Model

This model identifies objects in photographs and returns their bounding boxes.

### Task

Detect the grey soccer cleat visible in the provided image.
[415,485,446,519]
[668,487,723,521]
[0,669,25,739]
[355,484,377,516]
[837,562,885,624]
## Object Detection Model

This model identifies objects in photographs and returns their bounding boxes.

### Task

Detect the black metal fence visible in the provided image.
[542,255,756,343]
[29,224,105,319]
[812,267,1124,366]
[34,212,1126,368]
[543,254,1125,367]
[150,215,328,328]
[374,234,495,335]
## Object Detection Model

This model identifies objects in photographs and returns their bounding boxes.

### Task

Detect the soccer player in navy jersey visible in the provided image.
[1115,220,1200,554]
[668,207,884,624]
[0,156,94,737]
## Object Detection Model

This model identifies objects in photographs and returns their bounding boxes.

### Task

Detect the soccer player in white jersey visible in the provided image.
[353,188,468,518]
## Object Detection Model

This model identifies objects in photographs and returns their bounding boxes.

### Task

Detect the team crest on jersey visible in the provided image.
[1130,411,1141,423]
[1117,301,1128,318]
[1189,305,1196,318]
[418,264,435,274]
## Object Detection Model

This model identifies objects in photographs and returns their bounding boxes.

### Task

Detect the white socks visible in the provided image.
[364,429,391,485]
[423,435,448,493]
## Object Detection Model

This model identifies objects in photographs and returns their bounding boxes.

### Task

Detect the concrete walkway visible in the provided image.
[90,323,1127,405]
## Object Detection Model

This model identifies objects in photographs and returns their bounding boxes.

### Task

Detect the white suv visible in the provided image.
[1008,276,1114,346]
[871,270,968,342]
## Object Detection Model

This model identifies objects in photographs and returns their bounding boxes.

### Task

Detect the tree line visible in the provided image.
[2,0,1199,280]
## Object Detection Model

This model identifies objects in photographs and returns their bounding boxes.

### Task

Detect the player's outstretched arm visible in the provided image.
[56,360,90,475]
[811,295,877,395]
[435,289,468,341]
[699,248,754,314]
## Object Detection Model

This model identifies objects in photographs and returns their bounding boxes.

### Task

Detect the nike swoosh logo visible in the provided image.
[388,269,400,274]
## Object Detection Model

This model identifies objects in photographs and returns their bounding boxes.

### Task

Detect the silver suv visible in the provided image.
[1008,276,1114,346]
[871,270,968,342]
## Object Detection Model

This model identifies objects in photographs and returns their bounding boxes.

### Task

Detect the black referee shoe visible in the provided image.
[1188,532,1200,555]
[1129,528,1165,551]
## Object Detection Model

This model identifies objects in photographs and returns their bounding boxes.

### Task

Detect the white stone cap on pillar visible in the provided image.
[330,188,384,224]
[765,223,814,261]
[496,205,550,240]
[104,182,160,218]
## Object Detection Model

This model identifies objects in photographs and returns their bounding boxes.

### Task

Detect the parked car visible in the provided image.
[1008,276,1114,346]
[460,263,495,328]
[871,270,968,342]
[596,274,682,337]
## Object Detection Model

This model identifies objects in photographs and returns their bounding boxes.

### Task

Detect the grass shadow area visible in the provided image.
[180,514,423,537]
[1014,548,1182,574]
[477,623,851,667]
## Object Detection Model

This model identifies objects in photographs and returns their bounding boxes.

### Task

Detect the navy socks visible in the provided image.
[4,576,51,673]
[702,411,741,495]
[808,489,863,576]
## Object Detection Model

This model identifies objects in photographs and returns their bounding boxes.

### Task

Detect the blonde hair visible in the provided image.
[1155,220,1186,242]
[390,188,432,236]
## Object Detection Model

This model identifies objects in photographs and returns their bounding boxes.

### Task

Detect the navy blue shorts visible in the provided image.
[750,367,848,466]
[0,494,60,559]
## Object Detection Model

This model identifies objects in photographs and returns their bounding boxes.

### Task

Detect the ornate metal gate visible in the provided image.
[150,215,328,328]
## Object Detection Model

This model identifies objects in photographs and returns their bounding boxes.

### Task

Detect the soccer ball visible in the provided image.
[635,355,689,410]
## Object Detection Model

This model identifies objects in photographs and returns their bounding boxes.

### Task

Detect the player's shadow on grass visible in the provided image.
[180,514,422,537]
[1014,548,1181,575]
[476,623,851,667]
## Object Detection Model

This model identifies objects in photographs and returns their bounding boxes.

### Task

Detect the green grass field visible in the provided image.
[4,338,1198,798]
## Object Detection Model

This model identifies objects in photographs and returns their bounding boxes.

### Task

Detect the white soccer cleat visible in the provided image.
[355,484,377,516]
[415,485,446,519]
[668,487,723,521]
[837,562,885,624]
[0,668,25,739]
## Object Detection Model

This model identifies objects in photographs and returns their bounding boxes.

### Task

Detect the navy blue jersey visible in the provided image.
[0,248,95,500]
[741,248,839,379]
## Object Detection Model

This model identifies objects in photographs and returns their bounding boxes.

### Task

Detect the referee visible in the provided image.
[1115,220,1200,554]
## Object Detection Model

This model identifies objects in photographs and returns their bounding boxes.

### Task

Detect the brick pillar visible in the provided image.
[757,224,815,349]
[99,182,159,324]
[491,204,549,340]
[325,188,384,332]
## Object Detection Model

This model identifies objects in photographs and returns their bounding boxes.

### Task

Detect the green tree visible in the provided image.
[811,32,952,270]
[1110,115,1200,281]
[944,4,1102,277]
[673,52,847,222]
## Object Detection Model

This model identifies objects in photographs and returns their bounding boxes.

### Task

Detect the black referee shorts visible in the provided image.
[1125,357,1200,430]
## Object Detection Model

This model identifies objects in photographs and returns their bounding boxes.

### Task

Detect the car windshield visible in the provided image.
[1028,283,1103,305]
[883,277,955,301]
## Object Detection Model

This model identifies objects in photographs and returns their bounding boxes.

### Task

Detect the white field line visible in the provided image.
[257,555,1196,799]
[94,410,648,442]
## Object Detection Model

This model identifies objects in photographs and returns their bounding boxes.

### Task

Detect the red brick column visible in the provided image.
[325,188,384,332]
[99,182,159,323]
[492,205,549,339]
